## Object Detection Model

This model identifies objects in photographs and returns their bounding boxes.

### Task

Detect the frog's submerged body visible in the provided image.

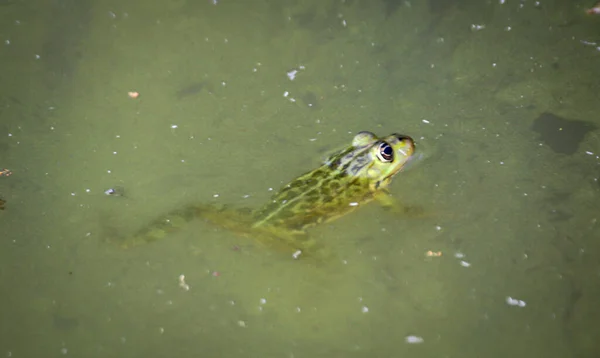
[116,131,415,257]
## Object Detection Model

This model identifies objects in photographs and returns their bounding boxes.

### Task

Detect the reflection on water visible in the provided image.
[0,0,599,357]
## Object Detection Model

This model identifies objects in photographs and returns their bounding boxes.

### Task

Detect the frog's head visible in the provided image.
[352,132,415,190]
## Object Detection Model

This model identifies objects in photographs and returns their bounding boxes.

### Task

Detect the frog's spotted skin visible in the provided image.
[115,132,415,258]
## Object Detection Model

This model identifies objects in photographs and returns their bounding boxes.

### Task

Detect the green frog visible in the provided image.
[115,131,416,258]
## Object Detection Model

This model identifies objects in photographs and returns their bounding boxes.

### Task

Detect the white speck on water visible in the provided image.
[506,296,526,307]
[287,69,298,80]
[405,335,424,344]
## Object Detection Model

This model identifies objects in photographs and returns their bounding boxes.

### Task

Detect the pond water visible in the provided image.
[0,1,599,357]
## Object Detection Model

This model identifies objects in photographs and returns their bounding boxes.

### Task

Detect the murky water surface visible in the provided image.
[1,1,599,357]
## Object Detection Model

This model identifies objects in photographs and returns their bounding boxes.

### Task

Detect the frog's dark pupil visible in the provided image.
[379,143,393,161]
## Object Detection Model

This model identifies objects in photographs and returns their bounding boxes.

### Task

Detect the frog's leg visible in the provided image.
[256,225,309,250]
[0,198,5,210]
[237,220,330,261]
[109,204,203,249]
[198,208,329,260]
[108,203,330,261]
[373,190,426,217]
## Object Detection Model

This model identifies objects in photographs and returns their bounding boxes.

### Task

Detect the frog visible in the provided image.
[114,131,416,258]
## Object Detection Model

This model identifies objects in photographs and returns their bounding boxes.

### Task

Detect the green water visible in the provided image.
[1,0,599,357]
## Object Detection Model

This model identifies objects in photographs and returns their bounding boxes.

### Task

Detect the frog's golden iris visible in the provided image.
[115,131,415,257]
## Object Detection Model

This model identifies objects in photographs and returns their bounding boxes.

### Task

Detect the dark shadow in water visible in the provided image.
[176,81,216,99]
[53,313,79,331]
[41,0,93,89]
[531,112,597,155]
[381,0,404,17]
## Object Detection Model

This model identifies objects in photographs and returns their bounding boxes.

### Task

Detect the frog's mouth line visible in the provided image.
[398,148,410,157]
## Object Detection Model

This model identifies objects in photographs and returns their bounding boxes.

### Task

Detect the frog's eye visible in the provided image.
[377,142,394,162]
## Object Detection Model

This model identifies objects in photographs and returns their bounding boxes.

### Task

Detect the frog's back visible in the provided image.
[254,165,374,231]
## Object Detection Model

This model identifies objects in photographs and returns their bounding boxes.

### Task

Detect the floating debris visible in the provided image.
[0,168,12,177]
[104,186,125,197]
[178,274,190,291]
[426,250,442,257]
[586,2,600,14]
[405,335,424,344]
[459,260,471,267]
[506,296,526,307]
